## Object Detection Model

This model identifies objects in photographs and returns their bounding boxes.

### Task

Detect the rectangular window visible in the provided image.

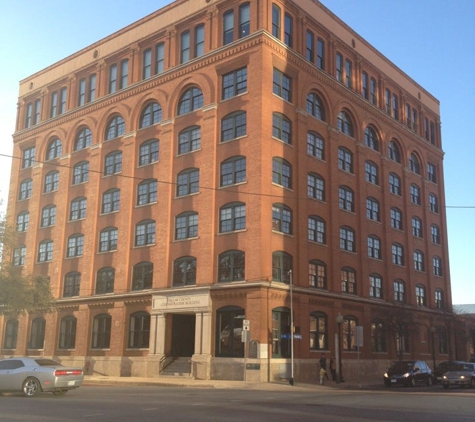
[143,48,152,79]
[120,59,128,89]
[223,10,234,45]
[272,4,281,39]
[335,53,343,82]
[78,78,86,106]
[345,59,352,88]
[195,24,205,57]
[406,103,412,127]
[222,67,247,99]
[156,43,165,74]
[34,99,41,125]
[392,94,398,120]
[22,147,35,168]
[284,13,292,47]
[317,38,325,70]
[412,108,418,132]
[239,3,250,38]
[385,89,391,115]
[362,72,368,100]
[306,30,314,63]
[180,30,190,63]
[25,103,32,128]
[50,92,58,118]
[370,77,377,105]
[430,121,435,144]
[88,74,96,102]
[273,68,292,102]
[60,87,67,114]
[109,64,117,93]
[424,117,429,141]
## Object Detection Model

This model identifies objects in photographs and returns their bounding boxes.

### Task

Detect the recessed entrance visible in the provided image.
[171,314,195,357]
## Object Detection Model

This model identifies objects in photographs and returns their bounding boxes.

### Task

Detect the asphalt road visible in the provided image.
[1,385,474,422]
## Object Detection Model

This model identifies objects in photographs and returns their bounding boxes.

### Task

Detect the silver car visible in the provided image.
[0,357,84,397]
[441,362,475,389]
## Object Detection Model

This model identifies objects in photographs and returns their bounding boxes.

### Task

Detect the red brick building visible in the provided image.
[1,0,451,382]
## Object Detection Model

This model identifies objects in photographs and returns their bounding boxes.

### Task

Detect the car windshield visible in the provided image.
[390,362,413,373]
[453,364,474,371]
[35,359,63,367]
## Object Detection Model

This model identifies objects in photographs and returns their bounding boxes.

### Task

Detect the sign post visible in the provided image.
[242,319,250,381]
[355,326,363,385]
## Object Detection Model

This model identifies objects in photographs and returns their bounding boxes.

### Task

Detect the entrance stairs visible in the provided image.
[160,357,192,378]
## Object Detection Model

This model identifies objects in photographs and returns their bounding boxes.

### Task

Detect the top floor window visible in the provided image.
[223,10,234,45]
[178,87,203,115]
[239,3,250,38]
[272,4,281,39]
[370,77,377,105]
[284,13,293,47]
[195,24,205,57]
[142,42,165,78]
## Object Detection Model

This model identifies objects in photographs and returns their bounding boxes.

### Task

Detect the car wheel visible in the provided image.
[443,384,449,390]
[427,376,433,386]
[22,377,41,397]
[52,390,68,396]
[410,377,416,387]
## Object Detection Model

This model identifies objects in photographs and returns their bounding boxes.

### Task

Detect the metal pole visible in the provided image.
[289,270,294,386]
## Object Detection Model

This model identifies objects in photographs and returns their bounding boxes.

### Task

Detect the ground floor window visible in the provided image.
[3,319,18,349]
[58,316,77,349]
[216,306,244,358]
[272,307,291,358]
[129,312,150,348]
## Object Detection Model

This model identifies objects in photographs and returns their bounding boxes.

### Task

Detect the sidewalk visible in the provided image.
[83,375,381,392]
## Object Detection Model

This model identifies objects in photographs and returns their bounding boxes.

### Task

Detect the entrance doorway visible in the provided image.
[171,314,195,357]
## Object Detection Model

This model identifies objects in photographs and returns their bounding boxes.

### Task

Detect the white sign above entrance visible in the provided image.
[153,291,211,311]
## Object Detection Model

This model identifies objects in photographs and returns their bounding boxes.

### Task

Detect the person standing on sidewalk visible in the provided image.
[319,353,329,382]
[329,355,337,381]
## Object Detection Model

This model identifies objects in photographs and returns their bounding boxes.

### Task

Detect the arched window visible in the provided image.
[128,312,150,348]
[218,250,245,282]
[216,306,245,357]
[390,207,403,230]
[340,226,355,252]
[173,256,197,286]
[307,131,325,160]
[365,161,379,185]
[96,267,115,294]
[74,126,92,151]
[105,115,125,140]
[414,250,425,271]
[308,216,326,244]
[139,102,162,128]
[394,279,405,302]
[16,211,29,232]
[44,170,59,193]
[64,272,80,297]
[91,314,111,349]
[431,225,440,244]
[72,161,89,184]
[220,156,246,186]
[102,189,120,214]
[272,112,292,144]
[67,234,83,257]
[37,239,53,262]
[308,173,325,201]
[99,227,118,252]
[19,178,32,200]
[337,110,354,136]
[272,157,292,188]
[175,211,198,240]
[429,193,439,213]
[368,236,381,259]
[139,139,159,166]
[392,243,404,265]
[433,256,442,276]
[272,251,292,283]
[58,316,77,349]
[178,126,201,154]
[306,93,325,121]
[310,312,328,350]
[388,139,401,163]
[364,126,379,151]
[341,267,356,294]
[412,217,423,238]
[339,186,354,211]
[369,274,382,298]
[309,259,326,288]
[177,168,199,196]
[220,202,245,232]
[366,197,380,221]
[135,219,155,246]
[435,289,444,309]
[137,179,157,205]
[389,173,401,195]
[415,284,426,306]
[178,87,203,115]
[132,262,153,290]
[104,151,122,175]
[272,203,292,234]
[221,111,247,141]
[338,147,353,173]
[46,138,62,160]
[409,152,421,174]
[41,205,56,227]
[410,184,421,205]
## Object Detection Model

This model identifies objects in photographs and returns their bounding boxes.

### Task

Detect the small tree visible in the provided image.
[0,267,55,316]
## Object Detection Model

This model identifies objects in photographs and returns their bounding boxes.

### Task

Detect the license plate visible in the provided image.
[391,379,397,383]
[68,381,76,386]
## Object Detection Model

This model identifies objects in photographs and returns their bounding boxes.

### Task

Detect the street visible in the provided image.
[1,385,474,422]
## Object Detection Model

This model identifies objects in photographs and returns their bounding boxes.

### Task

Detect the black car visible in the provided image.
[433,361,465,383]
[383,360,433,387]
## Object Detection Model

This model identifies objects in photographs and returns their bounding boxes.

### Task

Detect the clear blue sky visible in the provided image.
[0,1,473,303]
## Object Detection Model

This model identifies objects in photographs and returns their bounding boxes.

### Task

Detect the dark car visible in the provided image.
[383,360,433,387]
[433,361,465,383]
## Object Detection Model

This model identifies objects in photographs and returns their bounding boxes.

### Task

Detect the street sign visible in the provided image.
[356,326,363,347]
[243,319,250,331]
